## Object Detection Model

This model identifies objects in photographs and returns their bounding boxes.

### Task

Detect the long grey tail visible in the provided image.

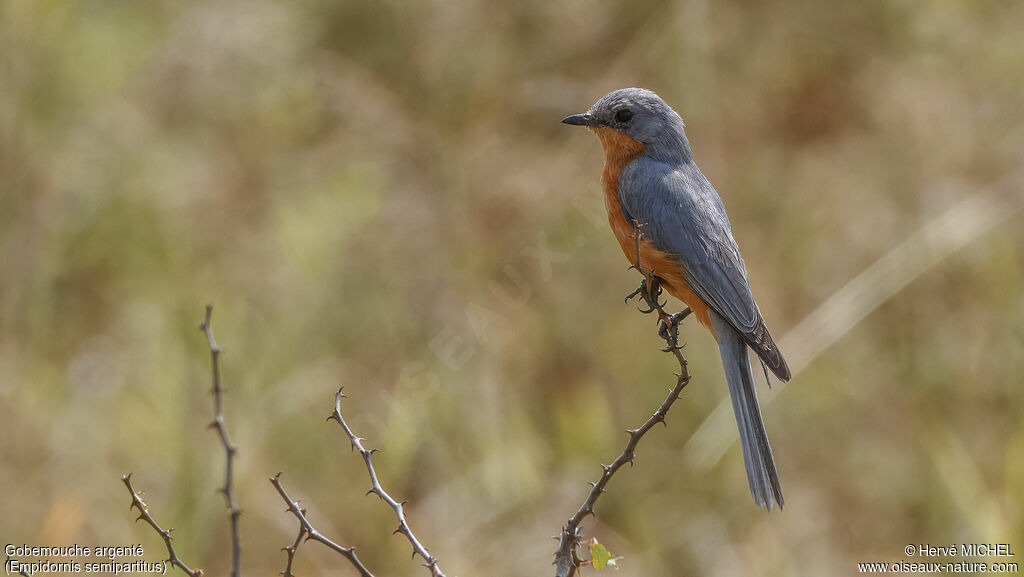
[709,311,784,510]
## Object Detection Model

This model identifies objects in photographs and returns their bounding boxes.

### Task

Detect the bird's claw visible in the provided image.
[637,303,658,314]
[657,307,692,351]
[623,285,644,304]
[625,277,664,314]
[627,278,688,349]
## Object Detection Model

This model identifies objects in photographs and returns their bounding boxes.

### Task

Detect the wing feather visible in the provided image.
[620,159,791,381]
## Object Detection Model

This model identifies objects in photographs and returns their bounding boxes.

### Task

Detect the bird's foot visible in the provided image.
[624,277,666,314]
[657,307,692,351]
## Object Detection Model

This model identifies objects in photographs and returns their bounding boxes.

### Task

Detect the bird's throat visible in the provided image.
[593,127,646,206]
[592,126,646,169]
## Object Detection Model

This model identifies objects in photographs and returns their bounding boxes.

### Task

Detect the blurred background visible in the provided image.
[2,0,1023,575]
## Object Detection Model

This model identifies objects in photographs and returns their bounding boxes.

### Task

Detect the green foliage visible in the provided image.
[588,539,623,571]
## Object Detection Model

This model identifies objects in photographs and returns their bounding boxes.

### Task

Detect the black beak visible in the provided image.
[561,113,602,127]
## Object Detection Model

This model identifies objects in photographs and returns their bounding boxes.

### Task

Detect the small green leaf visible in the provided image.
[589,538,622,570]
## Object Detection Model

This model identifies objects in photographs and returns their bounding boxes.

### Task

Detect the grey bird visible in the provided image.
[562,87,790,509]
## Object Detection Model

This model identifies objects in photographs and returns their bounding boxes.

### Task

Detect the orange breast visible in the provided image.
[593,126,713,332]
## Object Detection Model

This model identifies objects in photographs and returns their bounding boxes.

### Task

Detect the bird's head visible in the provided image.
[562,87,690,163]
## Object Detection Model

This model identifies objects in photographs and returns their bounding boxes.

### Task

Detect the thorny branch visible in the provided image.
[553,221,693,577]
[200,305,243,577]
[279,525,305,577]
[328,388,447,577]
[270,473,376,577]
[120,305,243,577]
[121,474,204,577]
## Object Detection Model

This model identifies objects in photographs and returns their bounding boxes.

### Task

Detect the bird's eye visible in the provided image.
[614,109,634,123]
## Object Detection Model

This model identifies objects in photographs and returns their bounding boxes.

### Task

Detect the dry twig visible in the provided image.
[200,305,243,577]
[328,389,447,577]
[121,474,204,577]
[553,222,693,577]
[279,525,306,577]
[270,473,376,577]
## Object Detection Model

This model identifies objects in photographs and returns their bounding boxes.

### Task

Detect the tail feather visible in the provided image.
[710,311,784,509]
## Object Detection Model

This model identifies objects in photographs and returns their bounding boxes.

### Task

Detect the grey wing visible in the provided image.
[620,161,791,381]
